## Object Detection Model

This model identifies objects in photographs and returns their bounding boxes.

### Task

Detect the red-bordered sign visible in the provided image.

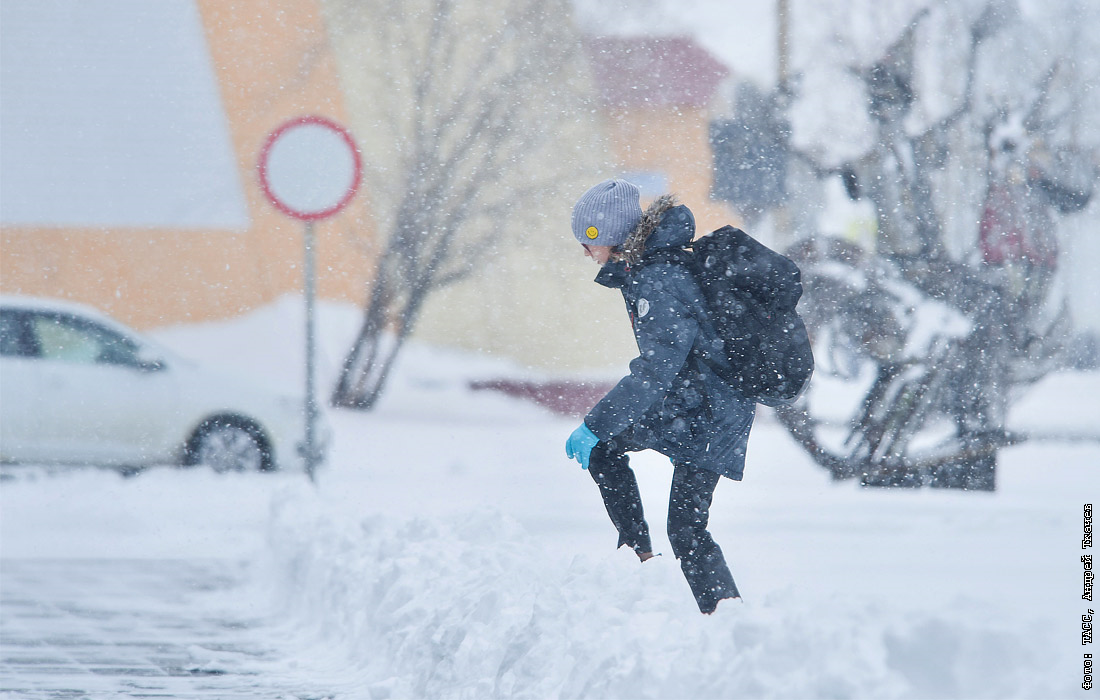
[258,115,362,221]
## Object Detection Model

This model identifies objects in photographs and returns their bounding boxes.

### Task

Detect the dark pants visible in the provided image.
[588,442,740,613]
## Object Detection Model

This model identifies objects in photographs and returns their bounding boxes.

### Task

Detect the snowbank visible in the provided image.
[260,483,1070,700]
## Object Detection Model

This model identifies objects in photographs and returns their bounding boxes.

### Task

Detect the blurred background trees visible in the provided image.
[325,0,602,409]
[698,0,1099,488]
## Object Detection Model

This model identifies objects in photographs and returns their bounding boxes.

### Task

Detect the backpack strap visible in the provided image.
[637,247,693,269]
[633,247,729,368]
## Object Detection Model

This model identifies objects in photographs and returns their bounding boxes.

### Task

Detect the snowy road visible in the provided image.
[0,559,327,700]
[2,301,1098,699]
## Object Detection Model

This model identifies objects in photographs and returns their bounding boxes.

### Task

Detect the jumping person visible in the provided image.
[565,179,756,614]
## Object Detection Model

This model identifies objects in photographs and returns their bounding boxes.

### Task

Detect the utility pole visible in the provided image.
[778,0,790,94]
[774,0,793,248]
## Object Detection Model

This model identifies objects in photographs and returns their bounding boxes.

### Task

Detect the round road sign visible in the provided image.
[258,116,362,221]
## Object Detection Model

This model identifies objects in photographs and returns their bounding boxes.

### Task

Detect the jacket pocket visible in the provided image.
[701,403,753,463]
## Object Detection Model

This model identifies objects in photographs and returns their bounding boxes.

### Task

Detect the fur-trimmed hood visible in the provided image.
[619,194,696,265]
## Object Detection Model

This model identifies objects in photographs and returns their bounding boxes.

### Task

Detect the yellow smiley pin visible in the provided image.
[586,226,599,240]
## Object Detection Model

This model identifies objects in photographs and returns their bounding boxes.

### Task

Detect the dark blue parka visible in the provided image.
[584,199,755,480]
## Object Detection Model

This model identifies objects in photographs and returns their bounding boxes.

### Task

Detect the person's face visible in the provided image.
[583,244,615,265]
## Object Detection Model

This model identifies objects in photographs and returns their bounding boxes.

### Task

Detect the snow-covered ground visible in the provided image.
[2,296,1097,699]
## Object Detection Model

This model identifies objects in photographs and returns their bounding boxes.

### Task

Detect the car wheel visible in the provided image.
[187,418,271,473]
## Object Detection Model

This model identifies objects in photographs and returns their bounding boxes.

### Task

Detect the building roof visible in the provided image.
[582,35,729,109]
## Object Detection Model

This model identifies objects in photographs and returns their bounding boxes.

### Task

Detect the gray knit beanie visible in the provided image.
[571,179,642,247]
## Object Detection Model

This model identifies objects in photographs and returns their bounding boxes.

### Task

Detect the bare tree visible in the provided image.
[323,0,593,409]
[770,1,1098,489]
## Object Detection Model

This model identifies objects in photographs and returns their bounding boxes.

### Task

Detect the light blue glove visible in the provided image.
[566,423,600,470]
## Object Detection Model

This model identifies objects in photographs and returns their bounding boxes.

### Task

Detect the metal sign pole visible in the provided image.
[258,115,361,483]
[303,220,318,483]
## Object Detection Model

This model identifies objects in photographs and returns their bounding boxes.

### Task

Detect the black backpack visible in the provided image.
[660,225,815,407]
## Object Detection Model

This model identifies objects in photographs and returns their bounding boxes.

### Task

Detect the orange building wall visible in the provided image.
[0,0,375,329]
[604,105,741,234]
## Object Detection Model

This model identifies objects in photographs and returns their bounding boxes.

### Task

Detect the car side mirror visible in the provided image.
[135,348,166,372]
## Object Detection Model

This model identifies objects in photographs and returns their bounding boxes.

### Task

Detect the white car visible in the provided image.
[0,295,327,474]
